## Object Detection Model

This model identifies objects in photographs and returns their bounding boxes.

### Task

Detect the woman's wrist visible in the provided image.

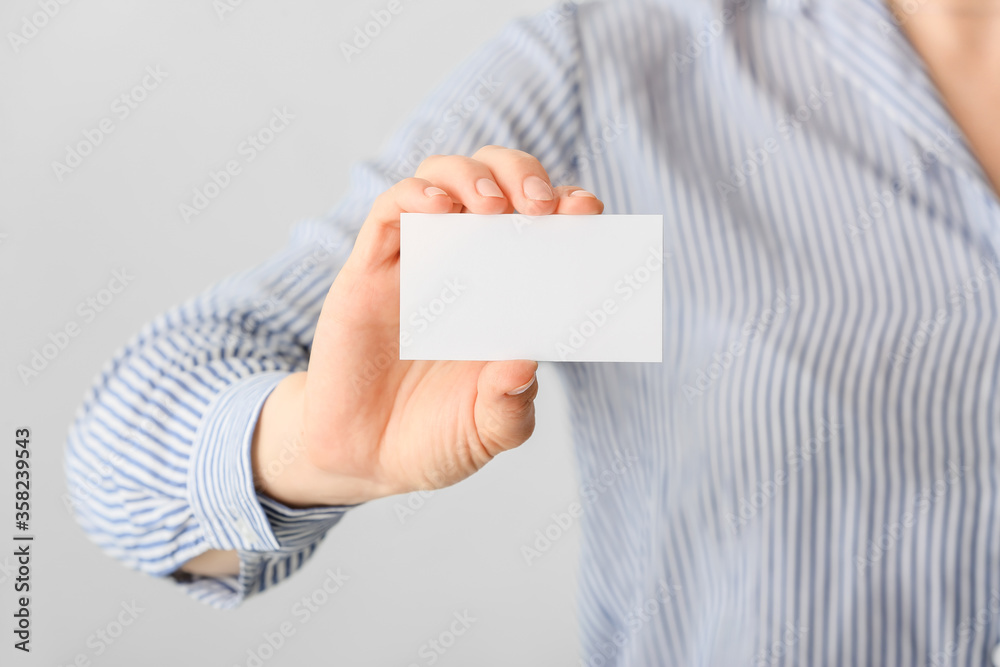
[251,371,387,508]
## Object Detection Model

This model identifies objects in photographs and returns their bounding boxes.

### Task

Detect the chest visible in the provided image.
[579,67,1000,476]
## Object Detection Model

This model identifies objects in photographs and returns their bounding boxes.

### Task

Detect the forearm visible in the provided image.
[181,371,381,579]
[70,1,584,605]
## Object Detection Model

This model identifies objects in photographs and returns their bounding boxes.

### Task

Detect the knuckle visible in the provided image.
[478,144,535,163]
[473,144,506,156]
[418,154,492,184]
[417,153,462,172]
[386,179,408,197]
[504,395,536,422]
[508,147,537,161]
[375,187,397,207]
[503,148,544,170]
[397,176,423,192]
[415,153,448,171]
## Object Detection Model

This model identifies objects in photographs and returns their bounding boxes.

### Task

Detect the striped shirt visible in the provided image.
[64,0,1000,664]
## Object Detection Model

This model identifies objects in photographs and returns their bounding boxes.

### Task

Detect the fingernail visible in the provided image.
[569,189,597,198]
[522,176,554,201]
[506,374,536,396]
[476,178,504,198]
[424,186,448,197]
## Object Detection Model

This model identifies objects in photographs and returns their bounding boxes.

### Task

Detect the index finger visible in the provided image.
[470,145,560,216]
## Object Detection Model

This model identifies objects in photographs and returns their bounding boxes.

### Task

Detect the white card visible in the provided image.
[399,213,663,362]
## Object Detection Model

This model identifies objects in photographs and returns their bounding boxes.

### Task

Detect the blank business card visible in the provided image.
[399,213,663,362]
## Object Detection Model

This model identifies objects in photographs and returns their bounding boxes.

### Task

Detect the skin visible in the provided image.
[182,2,1000,577]
[182,146,603,576]
[890,0,1000,192]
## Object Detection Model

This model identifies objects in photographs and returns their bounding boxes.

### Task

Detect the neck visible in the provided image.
[887,0,1000,195]
[890,1,1000,58]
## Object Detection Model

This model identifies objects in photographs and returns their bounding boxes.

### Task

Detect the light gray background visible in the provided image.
[0,1,582,665]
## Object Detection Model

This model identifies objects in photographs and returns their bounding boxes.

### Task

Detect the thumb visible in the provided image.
[474,360,539,455]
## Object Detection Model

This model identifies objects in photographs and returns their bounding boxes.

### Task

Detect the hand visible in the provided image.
[253,145,604,507]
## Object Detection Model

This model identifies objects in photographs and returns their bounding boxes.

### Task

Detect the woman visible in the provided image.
[66,0,1000,664]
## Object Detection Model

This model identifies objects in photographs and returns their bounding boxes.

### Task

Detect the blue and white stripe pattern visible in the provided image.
[65,0,1000,663]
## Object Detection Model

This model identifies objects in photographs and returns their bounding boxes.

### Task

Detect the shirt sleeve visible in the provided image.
[63,1,585,610]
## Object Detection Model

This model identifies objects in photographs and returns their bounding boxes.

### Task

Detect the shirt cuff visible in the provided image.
[187,371,353,553]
